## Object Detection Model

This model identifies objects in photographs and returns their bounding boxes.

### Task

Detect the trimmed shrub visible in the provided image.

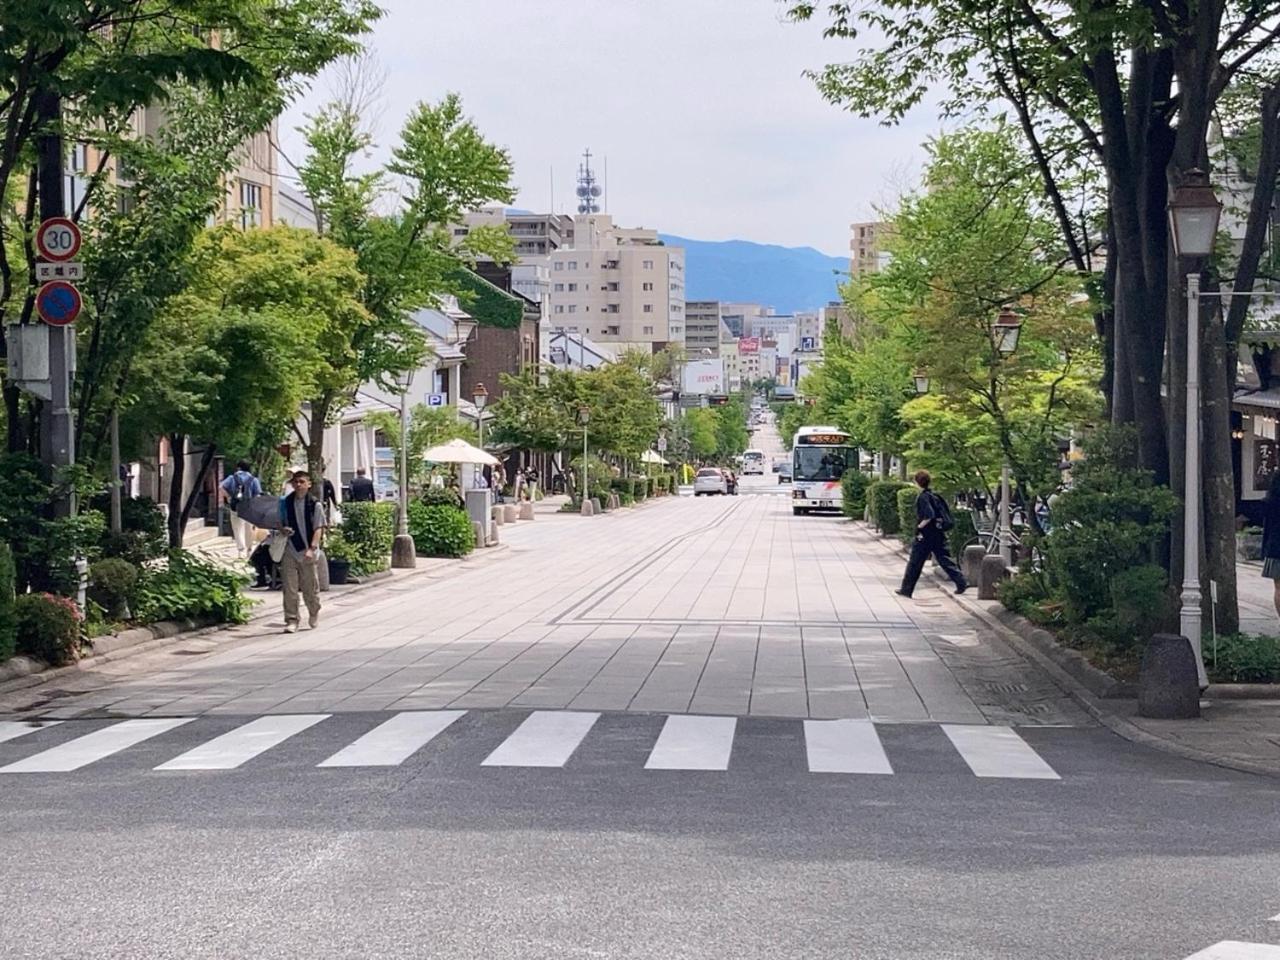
[633,477,648,501]
[0,542,15,661]
[341,501,396,575]
[867,481,910,535]
[95,496,167,565]
[1207,633,1280,684]
[947,509,977,558]
[648,477,658,497]
[133,551,251,625]
[15,593,83,665]
[590,485,611,508]
[408,501,476,558]
[419,485,463,510]
[88,557,139,620]
[841,469,870,519]
[896,486,919,543]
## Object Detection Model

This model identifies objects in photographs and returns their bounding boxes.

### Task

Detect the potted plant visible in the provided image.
[1238,525,1265,561]
[324,530,358,585]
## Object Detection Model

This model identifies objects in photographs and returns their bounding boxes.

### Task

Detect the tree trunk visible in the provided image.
[166,432,186,548]
[4,381,23,453]
[1202,304,1239,634]
[305,395,331,482]
[879,449,889,479]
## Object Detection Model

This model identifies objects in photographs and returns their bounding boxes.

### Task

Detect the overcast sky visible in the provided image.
[278,0,940,257]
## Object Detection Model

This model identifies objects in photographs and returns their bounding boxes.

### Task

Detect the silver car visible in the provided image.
[693,467,728,496]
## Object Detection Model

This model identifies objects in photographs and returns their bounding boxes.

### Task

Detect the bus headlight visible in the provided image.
[792,489,804,499]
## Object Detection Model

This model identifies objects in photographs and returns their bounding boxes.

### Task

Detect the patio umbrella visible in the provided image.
[640,450,668,465]
[234,494,286,530]
[421,437,501,466]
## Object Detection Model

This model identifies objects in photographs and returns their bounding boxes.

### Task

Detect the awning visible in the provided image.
[1234,387,1280,411]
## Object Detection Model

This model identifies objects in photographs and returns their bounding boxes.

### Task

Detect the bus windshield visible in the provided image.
[743,450,764,463]
[794,445,850,482]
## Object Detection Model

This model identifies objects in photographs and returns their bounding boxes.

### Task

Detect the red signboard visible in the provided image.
[739,336,760,354]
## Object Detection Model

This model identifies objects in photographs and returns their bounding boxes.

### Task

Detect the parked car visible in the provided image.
[775,459,792,484]
[693,467,728,496]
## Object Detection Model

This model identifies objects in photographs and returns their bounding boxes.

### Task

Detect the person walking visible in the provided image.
[896,469,967,598]
[220,460,262,559]
[348,467,376,503]
[278,470,326,633]
[1262,472,1280,619]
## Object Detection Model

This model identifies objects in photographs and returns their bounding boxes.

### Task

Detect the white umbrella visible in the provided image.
[640,450,668,465]
[421,437,500,466]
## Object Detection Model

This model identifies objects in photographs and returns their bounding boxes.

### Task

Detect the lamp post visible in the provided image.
[578,405,591,500]
[993,307,1023,567]
[391,367,416,569]
[473,382,489,450]
[1168,168,1222,688]
[912,370,930,396]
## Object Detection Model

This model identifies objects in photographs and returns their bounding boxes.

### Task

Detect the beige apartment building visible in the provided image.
[850,220,886,277]
[547,214,685,350]
[685,301,723,357]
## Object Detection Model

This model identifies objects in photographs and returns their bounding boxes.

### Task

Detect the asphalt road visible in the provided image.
[3,413,1279,959]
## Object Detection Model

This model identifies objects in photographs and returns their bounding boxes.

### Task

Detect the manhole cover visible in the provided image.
[985,682,1030,694]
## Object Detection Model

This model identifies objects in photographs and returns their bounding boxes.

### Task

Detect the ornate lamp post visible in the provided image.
[578,405,591,500]
[391,367,416,569]
[993,307,1023,566]
[1168,168,1222,688]
[473,382,489,451]
[912,370,930,396]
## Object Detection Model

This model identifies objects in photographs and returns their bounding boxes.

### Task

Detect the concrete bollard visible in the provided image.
[590,497,603,515]
[503,504,518,524]
[978,556,1008,600]
[962,545,985,587]
[489,521,500,545]
[580,499,595,517]
[519,501,534,520]
[491,504,505,525]
[1138,634,1201,719]
[472,520,486,548]
[610,493,621,511]
[316,548,330,592]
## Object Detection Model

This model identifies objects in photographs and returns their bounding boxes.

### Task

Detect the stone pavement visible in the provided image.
[0,478,1087,727]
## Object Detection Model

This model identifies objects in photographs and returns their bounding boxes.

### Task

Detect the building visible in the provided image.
[460,208,574,259]
[547,213,685,351]
[720,302,769,338]
[749,313,797,341]
[547,329,614,371]
[850,220,887,277]
[275,183,318,231]
[720,330,742,393]
[684,301,723,357]
[460,263,541,405]
[822,301,855,340]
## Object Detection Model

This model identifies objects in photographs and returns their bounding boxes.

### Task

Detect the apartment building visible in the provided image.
[822,301,855,340]
[461,208,574,258]
[796,310,823,351]
[850,220,886,277]
[547,214,685,351]
[684,301,723,357]
[720,328,742,393]
[749,313,797,341]
[720,302,769,338]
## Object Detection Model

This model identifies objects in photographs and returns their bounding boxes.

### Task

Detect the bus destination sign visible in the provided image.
[797,433,848,445]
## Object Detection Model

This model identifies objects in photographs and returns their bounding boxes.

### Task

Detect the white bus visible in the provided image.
[791,426,854,515]
[741,449,766,475]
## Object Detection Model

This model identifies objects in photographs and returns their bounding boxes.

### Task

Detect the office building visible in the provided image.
[850,220,887,277]
[685,301,723,357]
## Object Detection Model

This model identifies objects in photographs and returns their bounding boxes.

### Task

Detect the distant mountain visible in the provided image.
[658,234,847,314]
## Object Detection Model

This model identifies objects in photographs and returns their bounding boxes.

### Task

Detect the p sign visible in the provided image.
[427,393,446,407]
[36,218,82,263]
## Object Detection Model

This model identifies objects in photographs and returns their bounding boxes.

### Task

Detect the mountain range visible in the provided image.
[658,234,848,314]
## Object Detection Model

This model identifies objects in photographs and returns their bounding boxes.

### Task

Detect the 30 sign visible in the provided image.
[36,218,81,263]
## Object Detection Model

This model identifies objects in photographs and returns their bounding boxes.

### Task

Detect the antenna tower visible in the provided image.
[575,148,602,214]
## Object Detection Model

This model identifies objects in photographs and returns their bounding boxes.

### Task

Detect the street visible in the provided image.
[0,421,1276,960]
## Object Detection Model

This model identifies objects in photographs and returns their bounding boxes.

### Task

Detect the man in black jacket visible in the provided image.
[896,469,967,598]
[349,467,376,503]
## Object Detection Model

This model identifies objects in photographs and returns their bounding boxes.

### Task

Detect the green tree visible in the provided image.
[366,404,476,491]
[684,409,719,459]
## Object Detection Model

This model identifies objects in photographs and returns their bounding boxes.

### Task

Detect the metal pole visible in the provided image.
[583,425,589,498]
[1182,272,1208,687]
[109,409,122,534]
[398,387,409,536]
[999,459,1012,567]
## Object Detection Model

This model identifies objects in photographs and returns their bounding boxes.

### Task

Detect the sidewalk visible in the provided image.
[1236,557,1278,636]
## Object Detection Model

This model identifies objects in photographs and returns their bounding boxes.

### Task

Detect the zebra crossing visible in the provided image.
[1184,944,1280,959]
[0,710,1069,779]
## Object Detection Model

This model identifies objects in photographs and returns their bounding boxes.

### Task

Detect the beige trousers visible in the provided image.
[282,551,321,624]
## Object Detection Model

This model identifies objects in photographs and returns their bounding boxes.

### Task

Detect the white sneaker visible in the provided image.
[284,622,298,634]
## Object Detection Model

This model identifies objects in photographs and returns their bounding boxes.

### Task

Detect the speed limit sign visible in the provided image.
[36,217,81,263]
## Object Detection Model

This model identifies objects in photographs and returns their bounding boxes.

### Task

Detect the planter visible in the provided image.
[1237,531,1264,562]
[327,558,351,585]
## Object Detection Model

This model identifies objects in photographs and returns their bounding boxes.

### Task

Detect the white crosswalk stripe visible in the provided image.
[0,720,60,745]
[481,710,599,768]
[942,724,1061,779]
[804,719,893,774]
[156,714,328,771]
[0,712,1067,779]
[319,710,464,767]
[1184,943,1280,959]
[1,718,193,773]
[645,715,736,770]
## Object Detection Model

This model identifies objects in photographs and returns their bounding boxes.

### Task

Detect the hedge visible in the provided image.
[841,470,870,519]
[896,487,919,543]
[0,542,14,661]
[866,481,911,534]
[340,502,396,575]
[407,502,475,557]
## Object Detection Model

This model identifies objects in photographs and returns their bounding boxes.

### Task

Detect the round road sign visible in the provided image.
[36,217,81,262]
[36,280,82,326]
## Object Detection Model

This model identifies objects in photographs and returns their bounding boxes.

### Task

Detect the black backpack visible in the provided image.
[229,472,250,512]
[930,492,955,532]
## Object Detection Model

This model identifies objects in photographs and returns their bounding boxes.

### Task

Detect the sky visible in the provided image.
[278,0,941,257]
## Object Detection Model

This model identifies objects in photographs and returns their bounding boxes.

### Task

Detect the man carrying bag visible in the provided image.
[896,469,968,598]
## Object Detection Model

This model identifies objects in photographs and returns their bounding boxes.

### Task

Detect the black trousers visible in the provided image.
[900,531,966,596]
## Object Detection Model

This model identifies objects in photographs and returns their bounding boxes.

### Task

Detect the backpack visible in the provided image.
[229,472,250,511]
[930,492,955,532]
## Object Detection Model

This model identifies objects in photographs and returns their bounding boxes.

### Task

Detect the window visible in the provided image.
[606,304,620,313]
[607,282,619,292]
[238,180,263,228]
[554,261,564,271]
[642,282,653,291]
[568,305,577,314]
[453,228,469,237]
[643,260,654,270]
[568,283,577,292]
[64,142,90,215]
[643,304,653,313]
[643,326,654,335]
[606,325,620,336]
[568,260,578,270]
[555,305,564,314]
[554,283,564,292]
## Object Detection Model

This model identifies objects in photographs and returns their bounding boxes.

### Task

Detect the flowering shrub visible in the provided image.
[15,592,83,666]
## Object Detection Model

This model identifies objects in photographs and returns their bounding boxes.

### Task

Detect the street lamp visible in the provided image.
[578,405,591,501]
[1169,168,1222,688]
[473,382,489,451]
[912,370,930,396]
[452,314,477,345]
[993,307,1024,356]
[391,367,416,569]
[992,308,1023,566]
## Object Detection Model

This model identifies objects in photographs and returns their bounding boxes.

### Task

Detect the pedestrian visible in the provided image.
[514,468,526,501]
[526,466,540,500]
[278,470,326,634]
[219,459,262,559]
[349,467,376,503]
[321,470,339,519]
[1261,472,1280,619]
[896,469,968,598]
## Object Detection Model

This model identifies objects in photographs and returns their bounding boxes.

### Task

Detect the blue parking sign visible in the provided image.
[427,393,445,407]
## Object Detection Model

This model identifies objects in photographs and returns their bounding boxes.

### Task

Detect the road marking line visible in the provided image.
[941,724,1060,780]
[804,719,893,774]
[1271,915,1280,922]
[645,715,736,770]
[1184,943,1280,959]
[0,720,61,744]
[481,711,599,768]
[318,711,465,767]
[156,714,328,771]
[1,718,193,773]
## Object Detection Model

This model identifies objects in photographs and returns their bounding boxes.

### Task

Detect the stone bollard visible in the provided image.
[1138,634,1201,719]
[503,504,518,524]
[580,499,595,517]
[489,521,500,545]
[610,493,621,511]
[492,504,505,525]
[472,520,486,548]
[519,501,534,520]
[978,555,1008,600]
[590,497,603,515]
[962,545,985,587]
